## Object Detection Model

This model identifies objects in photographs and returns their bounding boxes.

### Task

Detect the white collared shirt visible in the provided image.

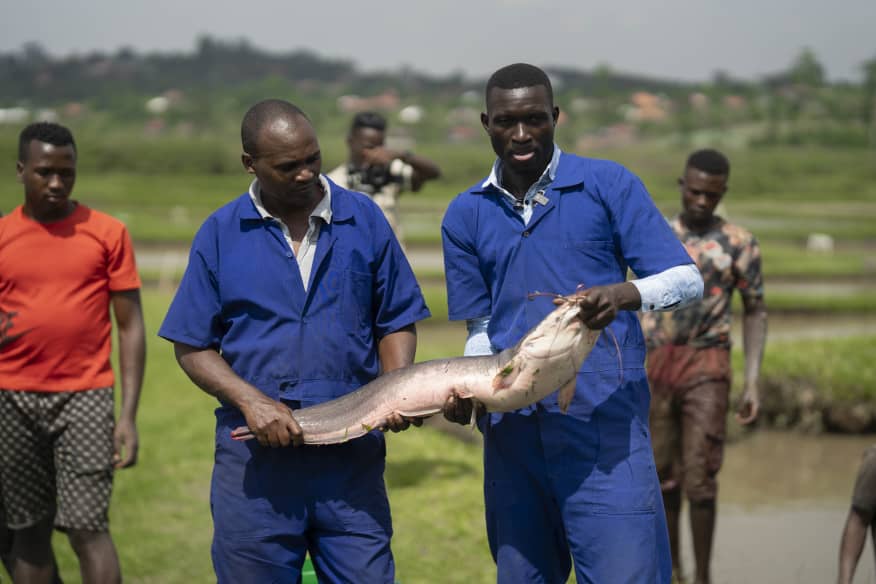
[248,176,333,291]
[482,144,562,226]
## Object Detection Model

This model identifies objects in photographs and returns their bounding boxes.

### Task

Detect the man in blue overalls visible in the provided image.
[159,99,430,583]
[441,63,703,583]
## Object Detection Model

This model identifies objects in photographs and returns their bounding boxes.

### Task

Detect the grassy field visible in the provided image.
[44,290,494,584]
[2,143,874,283]
[1,138,872,579]
[38,289,875,582]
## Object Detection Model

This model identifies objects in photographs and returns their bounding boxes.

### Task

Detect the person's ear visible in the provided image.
[241,152,255,175]
[15,160,24,183]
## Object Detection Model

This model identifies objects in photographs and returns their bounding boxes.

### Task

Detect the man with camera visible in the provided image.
[327,111,441,246]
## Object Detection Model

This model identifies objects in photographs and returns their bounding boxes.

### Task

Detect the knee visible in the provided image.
[66,528,110,556]
[11,522,54,564]
[0,523,11,557]
[688,498,716,510]
[683,468,719,502]
[662,487,682,511]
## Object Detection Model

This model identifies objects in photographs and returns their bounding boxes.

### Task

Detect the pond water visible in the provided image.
[681,430,876,583]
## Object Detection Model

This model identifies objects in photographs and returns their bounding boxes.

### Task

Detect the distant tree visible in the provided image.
[21,41,49,67]
[863,56,876,146]
[789,47,825,87]
[593,63,613,97]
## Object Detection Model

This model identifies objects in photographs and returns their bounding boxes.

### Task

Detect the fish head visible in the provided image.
[491,293,601,408]
[517,294,593,360]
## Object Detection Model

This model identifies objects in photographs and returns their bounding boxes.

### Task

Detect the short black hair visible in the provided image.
[350,111,387,133]
[241,99,308,155]
[18,122,76,162]
[686,149,730,177]
[485,63,554,104]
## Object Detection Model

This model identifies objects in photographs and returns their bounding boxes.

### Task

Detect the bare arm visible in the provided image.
[378,324,417,373]
[400,151,442,191]
[838,507,871,584]
[173,342,302,447]
[362,147,442,191]
[111,289,146,468]
[736,295,767,424]
[379,324,424,432]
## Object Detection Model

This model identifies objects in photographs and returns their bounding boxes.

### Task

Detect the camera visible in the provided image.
[346,159,412,195]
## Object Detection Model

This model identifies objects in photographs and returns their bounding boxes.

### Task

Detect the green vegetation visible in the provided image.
[758,336,876,401]
[47,290,494,583]
[42,289,874,582]
[2,36,872,583]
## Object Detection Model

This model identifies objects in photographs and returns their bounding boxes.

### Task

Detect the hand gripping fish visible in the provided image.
[231,293,601,445]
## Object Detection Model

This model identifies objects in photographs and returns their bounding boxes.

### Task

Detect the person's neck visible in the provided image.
[501,168,540,200]
[681,212,719,234]
[25,200,77,224]
[263,184,323,229]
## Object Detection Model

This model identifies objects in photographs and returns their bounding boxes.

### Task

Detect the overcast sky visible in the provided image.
[3,0,874,83]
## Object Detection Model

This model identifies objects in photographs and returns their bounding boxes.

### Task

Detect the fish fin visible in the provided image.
[558,379,577,414]
[492,357,532,391]
[492,358,520,390]
[468,399,481,429]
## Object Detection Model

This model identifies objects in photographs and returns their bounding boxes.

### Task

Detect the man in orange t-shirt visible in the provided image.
[0,122,145,584]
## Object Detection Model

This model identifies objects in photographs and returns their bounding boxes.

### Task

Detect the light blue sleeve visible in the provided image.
[632,263,703,312]
[464,316,496,356]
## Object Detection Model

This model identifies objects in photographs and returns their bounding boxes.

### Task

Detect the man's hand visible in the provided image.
[361,145,398,168]
[113,416,139,469]
[382,414,425,433]
[241,395,303,447]
[442,390,485,426]
[735,386,760,425]
[554,283,641,330]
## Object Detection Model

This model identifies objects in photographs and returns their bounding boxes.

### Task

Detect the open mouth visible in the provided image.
[511,151,535,163]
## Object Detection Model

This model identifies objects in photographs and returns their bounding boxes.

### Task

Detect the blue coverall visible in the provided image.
[160,182,430,583]
[442,152,692,583]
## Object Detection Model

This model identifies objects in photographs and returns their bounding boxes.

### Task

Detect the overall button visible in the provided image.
[522,230,530,237]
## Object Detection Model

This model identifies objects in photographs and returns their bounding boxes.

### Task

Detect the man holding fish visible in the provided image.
[158,99,430,583]
[440,63,703,583]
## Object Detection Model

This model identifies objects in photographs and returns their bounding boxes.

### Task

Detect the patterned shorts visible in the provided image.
[647,346,732,502]
[0,387,115,532]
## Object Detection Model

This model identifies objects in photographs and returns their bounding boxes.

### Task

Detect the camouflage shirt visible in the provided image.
[640,215,764,350]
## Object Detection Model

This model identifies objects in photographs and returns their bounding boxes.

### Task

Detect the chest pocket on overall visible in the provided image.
[344,269,375,332]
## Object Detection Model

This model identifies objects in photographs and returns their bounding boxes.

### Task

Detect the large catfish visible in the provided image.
[231,293,601,445]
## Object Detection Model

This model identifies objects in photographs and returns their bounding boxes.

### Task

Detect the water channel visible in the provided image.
[680,430,875,583]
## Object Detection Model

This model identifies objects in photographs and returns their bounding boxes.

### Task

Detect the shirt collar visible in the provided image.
[247,176,333,224]
[481,143,562,194]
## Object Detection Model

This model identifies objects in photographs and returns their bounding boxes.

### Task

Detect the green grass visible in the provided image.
[39,287,876,582]
[48,290,491,583]
[2,143,875,247]
[734,335,876,402]
[4,139,873,580]
[760,243,876,278]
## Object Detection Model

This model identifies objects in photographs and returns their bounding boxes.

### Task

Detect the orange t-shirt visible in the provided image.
[0,204,141,391]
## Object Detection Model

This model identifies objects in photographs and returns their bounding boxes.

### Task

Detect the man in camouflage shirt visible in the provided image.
[640,149,768,584]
